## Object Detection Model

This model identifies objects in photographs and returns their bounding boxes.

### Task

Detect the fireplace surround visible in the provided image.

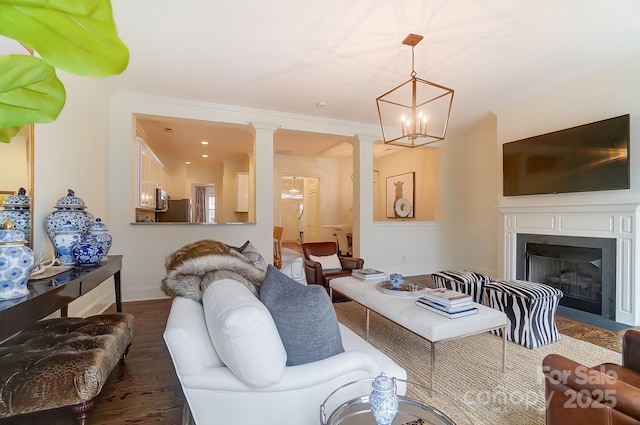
[499,203,639,326]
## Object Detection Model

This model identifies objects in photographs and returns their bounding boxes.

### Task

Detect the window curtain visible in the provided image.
[194,186,206,223]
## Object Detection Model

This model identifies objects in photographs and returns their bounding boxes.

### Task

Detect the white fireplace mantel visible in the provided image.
[498,202,640,326]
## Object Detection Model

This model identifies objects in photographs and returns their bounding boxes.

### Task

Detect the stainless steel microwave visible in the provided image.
[155,188,168,211]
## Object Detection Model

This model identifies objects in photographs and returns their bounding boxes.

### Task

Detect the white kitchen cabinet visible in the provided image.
[135,136,171,210]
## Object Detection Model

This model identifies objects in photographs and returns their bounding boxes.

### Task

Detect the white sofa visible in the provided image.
[163,279,406,425]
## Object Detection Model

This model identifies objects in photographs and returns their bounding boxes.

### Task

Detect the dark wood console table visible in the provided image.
[0,255,123,341]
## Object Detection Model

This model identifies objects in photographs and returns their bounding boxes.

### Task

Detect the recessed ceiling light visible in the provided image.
[185,161,191,165]
[316,101,327,107]
[201,141,208,145]
[202,154,208,158]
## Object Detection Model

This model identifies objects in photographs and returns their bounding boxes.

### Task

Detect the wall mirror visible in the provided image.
[0,37,34,246]
[133,114,255,224]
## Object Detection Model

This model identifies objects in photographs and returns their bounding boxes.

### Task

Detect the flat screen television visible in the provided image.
[503,114,630,196]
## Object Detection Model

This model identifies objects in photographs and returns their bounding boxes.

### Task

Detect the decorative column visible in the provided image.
[250,123,280,260]
[352,134,377,259]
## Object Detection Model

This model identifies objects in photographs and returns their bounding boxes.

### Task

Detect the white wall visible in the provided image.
[444,113,499,277]
[33,71,114,317]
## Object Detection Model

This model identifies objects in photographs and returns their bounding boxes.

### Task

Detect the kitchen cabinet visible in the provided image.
[135,137,171,210]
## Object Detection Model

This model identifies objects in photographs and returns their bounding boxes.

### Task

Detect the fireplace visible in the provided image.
[516,234,616,320]
[500,202,639,326]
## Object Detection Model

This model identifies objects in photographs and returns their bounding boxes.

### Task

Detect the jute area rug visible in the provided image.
[333,301,621,425]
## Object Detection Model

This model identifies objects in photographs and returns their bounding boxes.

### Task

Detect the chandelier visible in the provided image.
[288,177,301,195]
[376,34,454,148]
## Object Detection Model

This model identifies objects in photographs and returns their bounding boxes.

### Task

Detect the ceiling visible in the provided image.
[108,1,640,162]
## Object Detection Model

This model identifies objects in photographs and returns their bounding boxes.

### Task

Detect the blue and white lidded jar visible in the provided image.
[389,273,403,290]
[72,240,104,266]
[0,220,34,300]
[85,218,112,262]
[46,189,94,244]
[53,221,82,266]
[369,373,398,425]
[0,187,31,245]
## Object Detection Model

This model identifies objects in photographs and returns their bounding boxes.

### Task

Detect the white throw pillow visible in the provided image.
[280,256,307,285]
[309,253,342,271]
[202,279,286,388]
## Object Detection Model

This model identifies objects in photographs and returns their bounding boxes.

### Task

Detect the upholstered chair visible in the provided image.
[301,241,363,301]
[542,329,640,424]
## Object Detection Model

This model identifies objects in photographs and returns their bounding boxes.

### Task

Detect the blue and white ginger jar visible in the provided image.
[0,220,34,300]
[72,240,104,266]
[53,221,82,266]
[369,373,398,425]
[0,187,31,245]
[46,189,94,244]
[85,218,112,262]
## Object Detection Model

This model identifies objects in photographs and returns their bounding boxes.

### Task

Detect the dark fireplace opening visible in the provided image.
[526,244,602,316]
[516,234,616,321]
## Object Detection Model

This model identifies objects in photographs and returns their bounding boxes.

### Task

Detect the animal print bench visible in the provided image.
[484,279,562,349]
[431,269,493,304]
[0,313,135,423]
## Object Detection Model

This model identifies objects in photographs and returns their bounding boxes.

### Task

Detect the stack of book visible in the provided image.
[352,268,386,281]
[416,288,478,318]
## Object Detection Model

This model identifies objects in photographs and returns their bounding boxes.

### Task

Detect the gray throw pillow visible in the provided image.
[260,265,344,366]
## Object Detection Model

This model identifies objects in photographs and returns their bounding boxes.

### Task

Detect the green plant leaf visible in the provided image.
[0,54,66,132]
[0,125,22,143]
[0,0,129,76]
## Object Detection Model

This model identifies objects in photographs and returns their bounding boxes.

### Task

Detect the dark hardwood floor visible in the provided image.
[0,299,184,425]
[0,294,634,424]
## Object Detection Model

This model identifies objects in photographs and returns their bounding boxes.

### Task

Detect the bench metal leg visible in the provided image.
[430,341,436,391]
[502,325,507,372]
[365,308,370,341]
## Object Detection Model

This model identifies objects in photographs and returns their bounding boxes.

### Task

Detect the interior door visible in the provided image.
[303,177,320,242]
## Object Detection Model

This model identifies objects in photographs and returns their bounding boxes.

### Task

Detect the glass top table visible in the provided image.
[321,378,473,425]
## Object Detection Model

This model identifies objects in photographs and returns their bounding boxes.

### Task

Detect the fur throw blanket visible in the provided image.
[162,240,266,300]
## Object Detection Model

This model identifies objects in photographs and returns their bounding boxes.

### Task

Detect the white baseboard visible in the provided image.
[124,286,168,302]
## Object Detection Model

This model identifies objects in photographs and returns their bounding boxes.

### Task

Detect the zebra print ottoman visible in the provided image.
[431,269,493,304]
[484,279,563,349]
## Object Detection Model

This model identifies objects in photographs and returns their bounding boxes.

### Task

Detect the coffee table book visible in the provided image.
[415,299,479,318]
[416,297,473,314]
[352,268,386,280]
[421,288,472,306]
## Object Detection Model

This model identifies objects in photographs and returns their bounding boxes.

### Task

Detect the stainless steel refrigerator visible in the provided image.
[156,199,191,222]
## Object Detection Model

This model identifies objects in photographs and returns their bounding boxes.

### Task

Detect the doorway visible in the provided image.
[280,176,320,245]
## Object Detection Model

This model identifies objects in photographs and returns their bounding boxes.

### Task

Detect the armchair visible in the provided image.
[542,329,640,425]
[301,241,363,301]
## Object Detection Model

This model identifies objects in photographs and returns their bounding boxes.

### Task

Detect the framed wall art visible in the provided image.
[386,172,415,218]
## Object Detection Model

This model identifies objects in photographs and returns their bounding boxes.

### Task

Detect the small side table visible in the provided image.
[321,378,472,425]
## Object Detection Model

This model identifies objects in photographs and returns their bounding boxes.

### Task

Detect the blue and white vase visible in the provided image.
[45,189,94,245]
[389,273,403,290]
[72,240,104,266]
[85,218,112,262]
[369,373,398,425]
[53,221,82,266]
[0,187,31,245]
[0,220,34,300]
